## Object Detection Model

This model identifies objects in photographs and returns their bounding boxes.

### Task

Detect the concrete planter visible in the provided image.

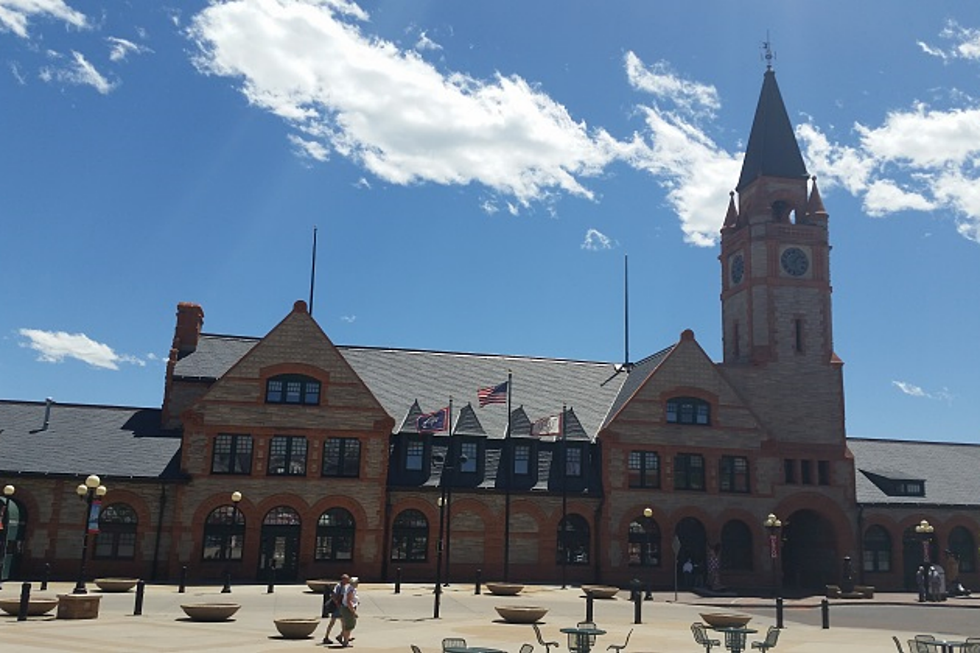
[494,605,548,623]
[485,582,524,596]
[0,597,59,617]
[274,617,321,639]
[700,612,752,629]
[56,594,102,619]
[95,578,139,592]
[581,585,619,599]
[180,603,241,622]
[306,579,337,594]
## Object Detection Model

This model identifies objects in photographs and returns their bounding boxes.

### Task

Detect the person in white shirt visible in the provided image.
[339,577,359,647]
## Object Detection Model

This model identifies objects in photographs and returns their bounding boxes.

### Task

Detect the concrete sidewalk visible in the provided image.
[1,581,978,653]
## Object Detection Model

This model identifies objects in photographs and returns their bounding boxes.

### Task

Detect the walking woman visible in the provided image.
[338,577,359,647]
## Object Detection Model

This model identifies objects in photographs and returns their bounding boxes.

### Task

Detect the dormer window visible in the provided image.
[666,397,710,425]
[860,469,926,497]
[266,374,320,405]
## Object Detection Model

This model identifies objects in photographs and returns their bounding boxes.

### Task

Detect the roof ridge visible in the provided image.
[337,344,615,366]
[0,399,160,411]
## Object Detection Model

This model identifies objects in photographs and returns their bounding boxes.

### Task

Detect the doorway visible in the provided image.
[781,509,837,591]
[258,507,301,581]
[0,498,26,582]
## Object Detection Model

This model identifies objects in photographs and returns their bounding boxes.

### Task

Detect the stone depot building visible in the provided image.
[2,69,978,594]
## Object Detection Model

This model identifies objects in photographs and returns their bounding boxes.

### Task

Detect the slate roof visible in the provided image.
[736,68,809,192]
[173,334,258,379]
[848,437,980,507]
[0,400,182,480]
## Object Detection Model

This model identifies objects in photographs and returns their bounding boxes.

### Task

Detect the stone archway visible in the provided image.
[781,509,837,591]
[674,517,707,589]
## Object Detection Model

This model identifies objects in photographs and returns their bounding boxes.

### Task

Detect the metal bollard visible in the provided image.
[585,590,595,622]
[178,565,187,593]
[41,563,50,591]
[394,567,402,594]
[134,580,145,616]
[633,588,643,624]
[821,598,830,629]
[267,563,276,594]
[322,591,332,618]
[776,597,784,629]
[475,568,482,595]
[17,583,31,621]
[221,571,232,594]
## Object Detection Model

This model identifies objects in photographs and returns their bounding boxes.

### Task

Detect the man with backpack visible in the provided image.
[322,574,350,644]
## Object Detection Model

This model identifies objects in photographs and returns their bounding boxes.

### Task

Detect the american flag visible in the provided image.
[477,381,508,407]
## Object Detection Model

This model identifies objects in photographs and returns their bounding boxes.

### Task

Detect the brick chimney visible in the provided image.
[174,302,204,354]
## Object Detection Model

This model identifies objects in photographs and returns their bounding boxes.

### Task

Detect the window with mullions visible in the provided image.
[665,397,710,425]
[628,516,661,567]
[628,451,660,488]
[315,508,354,561]
[557,514,590,565]
[268,436,308,476]
[720,520,753,571]
[674,453,705,491]
[862,525,891,573]
[94,503,137,560]
[405,441,424,471]
[565,446,583,477]
[719,456,750,493]
[322,438,360,477]
[949,526,976,573]
[390,509,428,561]
[513,444,531,475]
[211,434,253,474]
[459,442,478,473]
[202,505,245,561]
[265,375,321,405]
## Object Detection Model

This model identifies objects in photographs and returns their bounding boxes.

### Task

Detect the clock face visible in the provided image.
[730,253,744,285]
[780,247,809,277]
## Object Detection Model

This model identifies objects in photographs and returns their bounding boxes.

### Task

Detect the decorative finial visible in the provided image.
[762,32,775,70]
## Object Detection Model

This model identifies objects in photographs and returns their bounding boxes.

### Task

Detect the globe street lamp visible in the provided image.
[0,484,15,588]
[642,508,655,600]
[763,513,782,598]
[915,519,935,565]
[74,474,107,594]
[222,491,243,593]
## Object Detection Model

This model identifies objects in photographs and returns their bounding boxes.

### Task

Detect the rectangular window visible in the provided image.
[674,453,705,491]
[266,380,283,403]
[784,459,796,484]
[818,460,830,485]
[801,459,813,485]
[514,444,530,475]
[285,381,302,403]
[305,381,320,405]
[322,438,361,477]
[720,455,750,493]
[565,447,582,477]
[268,436,308,476]
[211,434,253,475]
[628,451,660,489]
[459,442,478,473]
[405,441,424,471]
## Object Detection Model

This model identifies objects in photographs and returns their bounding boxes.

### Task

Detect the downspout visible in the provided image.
[151,485,167,581]
[856,504,864,585]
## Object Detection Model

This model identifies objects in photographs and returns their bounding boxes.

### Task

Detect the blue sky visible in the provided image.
[1,1,978,443]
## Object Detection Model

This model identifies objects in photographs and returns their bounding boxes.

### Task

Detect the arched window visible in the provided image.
[628,515,660,567]
[948,526,976,573]
[862,525,891,573]
[316,508,354,561]
[391,509,428,561]
[720,520,753,571]
[94,503,137,560]
[202,505,245,561]
[263,506,301,526]
[666,397,710,425]
[265,374,321,405]
[557,514,590,565]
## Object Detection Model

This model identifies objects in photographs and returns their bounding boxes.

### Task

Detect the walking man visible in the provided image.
[322,574,350,644]
[339,577,359,647]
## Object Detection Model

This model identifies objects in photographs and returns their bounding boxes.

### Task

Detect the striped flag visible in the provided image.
[477,381,508,407]
[417,406,450,432]
[531,414,562,437]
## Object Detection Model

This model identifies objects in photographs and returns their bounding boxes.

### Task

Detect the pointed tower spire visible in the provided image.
[807,176,827,214]
[736,69,808,192]
[722,191,739,231]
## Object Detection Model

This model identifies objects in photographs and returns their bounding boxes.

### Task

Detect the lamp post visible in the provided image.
[222,491,243,593]
[433,454,466,618]
[74,474,107,594]
[0,484,14,587]
[642,508,655,600]
[915,519,935,565]
[763,513,782,598]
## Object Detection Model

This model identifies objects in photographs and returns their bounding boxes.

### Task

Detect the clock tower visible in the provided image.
[719,67,844,447]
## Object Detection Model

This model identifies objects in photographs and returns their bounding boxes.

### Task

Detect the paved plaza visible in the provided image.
[2,581,979,653]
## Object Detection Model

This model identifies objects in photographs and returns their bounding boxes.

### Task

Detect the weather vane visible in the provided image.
[762,32,775,70]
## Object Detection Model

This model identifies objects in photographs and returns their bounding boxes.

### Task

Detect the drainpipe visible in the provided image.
[151,485,167,581]
[856,504,864,585]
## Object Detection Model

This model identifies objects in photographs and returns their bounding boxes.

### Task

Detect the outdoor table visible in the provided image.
[560,626,607,653]
[711,626,758,653]
[444,648,507,653]
[920,639,969,653]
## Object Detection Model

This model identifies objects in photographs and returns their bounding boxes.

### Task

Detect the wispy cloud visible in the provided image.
[581,228,612,250]
[624,53,720,116]
[340,315,356,323]
[892,380,954,403]
[106,36,152,62]
[415,30,441,52]
[19,328,145,370]
[918,21,980,62]
[0,0,87,39]
[40,50,115,94]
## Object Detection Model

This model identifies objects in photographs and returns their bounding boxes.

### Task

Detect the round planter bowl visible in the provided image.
[181,603,242,622]
[495,605,548,624]
[0,597,59,617]
[306,579,337,594]
[275,617,320,639]
[700,612,752,629]
[485,582,524,596]
[581,585,619,599]
[95,578,139,592]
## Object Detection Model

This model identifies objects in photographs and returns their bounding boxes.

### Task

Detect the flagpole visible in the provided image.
[560,404,568,589]
[309,226,318,316]
[444,396,454,586]
[503,371,512,582]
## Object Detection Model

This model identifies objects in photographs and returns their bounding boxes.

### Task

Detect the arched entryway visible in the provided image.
[781,509,837,591]
[1,498,26,581]
[259,506,302,581]
[902,525,938,590]
[674,517,707,588]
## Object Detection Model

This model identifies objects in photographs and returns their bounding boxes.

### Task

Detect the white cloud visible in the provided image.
[0,0,86,39]
[19,328,145,370]
[624,52,720,116]
[415,30,441,52]
[40,50,115,94]
[187,0,627,209]
[863,180,935,217]
[892,380,954,404]
[288,133,329,161]
[340,315,356,323]
[106,36,152,62]
[353,177,371,189]
[581,228,612,251]
[920,21,980,61]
